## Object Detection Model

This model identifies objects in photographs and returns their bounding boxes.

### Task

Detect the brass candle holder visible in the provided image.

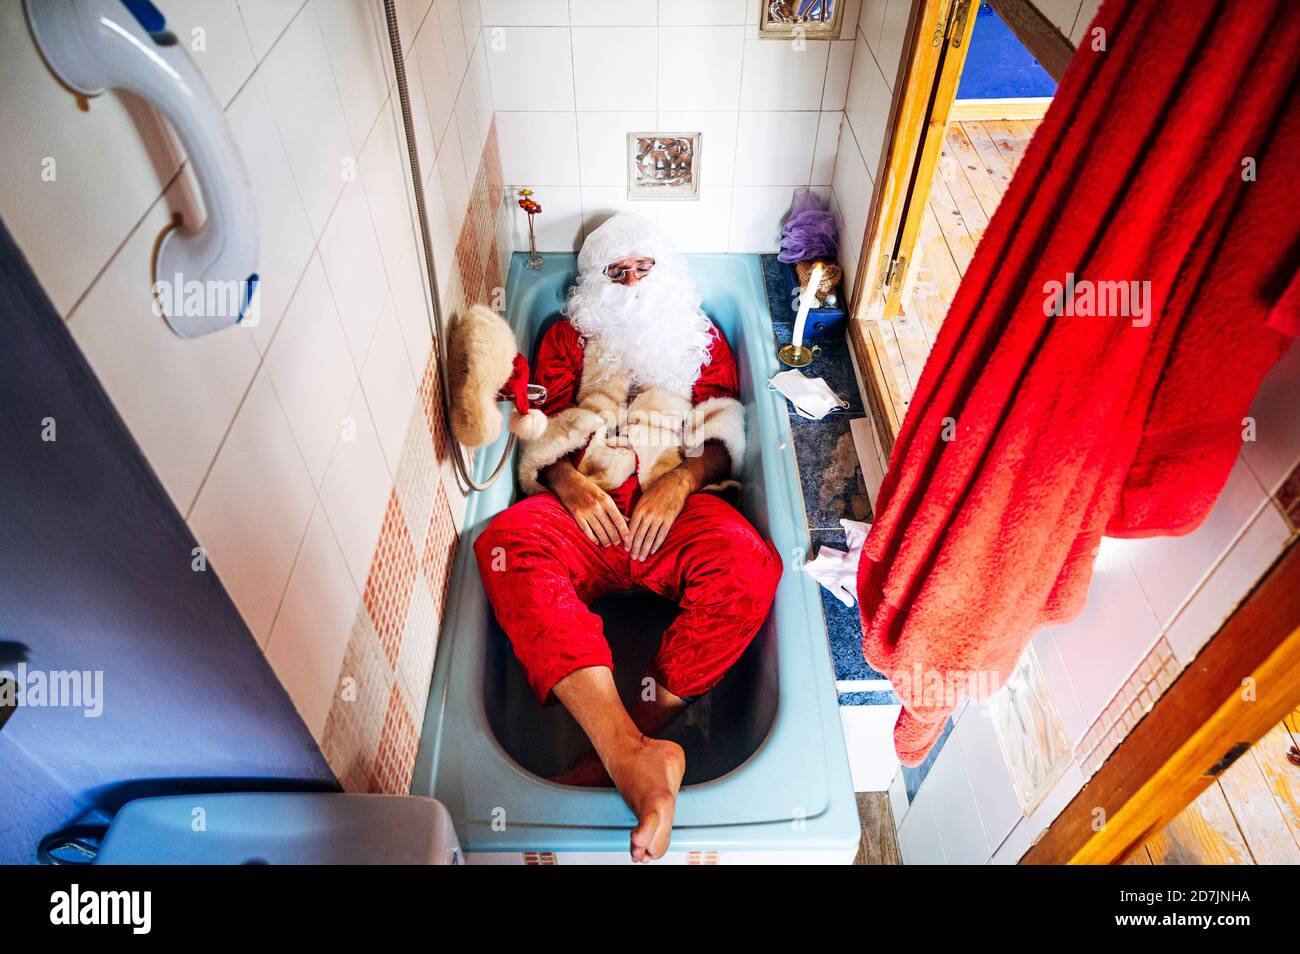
[778,342,819,367]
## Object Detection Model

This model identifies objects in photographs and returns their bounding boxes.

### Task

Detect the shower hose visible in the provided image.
[380,0,514,492]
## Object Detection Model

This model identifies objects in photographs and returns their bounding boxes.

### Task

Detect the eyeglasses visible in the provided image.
[604,259,655,282]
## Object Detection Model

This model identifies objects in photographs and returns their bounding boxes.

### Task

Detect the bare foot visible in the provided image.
[605,737,685,863]
[549,749,613,787]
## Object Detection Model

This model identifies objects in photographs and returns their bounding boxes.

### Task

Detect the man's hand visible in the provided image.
[543,460,629,548]
[628,469,692,561]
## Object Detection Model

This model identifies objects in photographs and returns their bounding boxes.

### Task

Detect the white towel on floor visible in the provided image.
[803,519,872,607]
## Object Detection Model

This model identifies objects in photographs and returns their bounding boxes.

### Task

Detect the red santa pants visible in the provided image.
[473,492,782,704]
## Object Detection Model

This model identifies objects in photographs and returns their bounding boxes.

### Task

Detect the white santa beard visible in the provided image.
[564,266,714,393]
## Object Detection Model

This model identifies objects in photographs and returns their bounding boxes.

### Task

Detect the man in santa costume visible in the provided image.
[473,214,781,862]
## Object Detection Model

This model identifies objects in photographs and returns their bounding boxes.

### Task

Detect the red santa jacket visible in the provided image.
[518,319,746,514]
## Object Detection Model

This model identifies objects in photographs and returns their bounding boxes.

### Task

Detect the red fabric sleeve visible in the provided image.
[532,321,584,416]
[692,325,739,403]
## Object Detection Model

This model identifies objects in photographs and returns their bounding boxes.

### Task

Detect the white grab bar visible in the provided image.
[25,0,260,337]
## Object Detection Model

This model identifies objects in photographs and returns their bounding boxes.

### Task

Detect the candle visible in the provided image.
[792,263,824,350]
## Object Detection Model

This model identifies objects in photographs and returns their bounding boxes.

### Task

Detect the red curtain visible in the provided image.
[858,0,1300,765]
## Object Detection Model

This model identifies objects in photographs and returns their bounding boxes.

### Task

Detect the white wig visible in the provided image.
[565,214,714,393]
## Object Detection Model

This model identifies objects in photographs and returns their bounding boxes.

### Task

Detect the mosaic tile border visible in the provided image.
[1077,635,1179,779]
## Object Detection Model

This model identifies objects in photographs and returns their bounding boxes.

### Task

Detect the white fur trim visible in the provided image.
[517,406,604,495]
[686,396,746,480]
[627,388,691,489]
[509,408,548,441]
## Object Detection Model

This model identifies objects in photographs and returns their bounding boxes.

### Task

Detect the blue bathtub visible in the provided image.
[410,253,859,863]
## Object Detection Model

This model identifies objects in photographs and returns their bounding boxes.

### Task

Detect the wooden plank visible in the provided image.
[1122,845,1153,864]
[927,175,978,276]
[854,792,903,865]
[962,120,1017,196]
[945,122,1006,221]
[1145,783,1253,865]
[986,119,1028,176]
[948,96,1051,121]
[1250,719,1300,854]
[985,0,1075,83]
[1217,745,1300,864]
[1023,541,1300,864]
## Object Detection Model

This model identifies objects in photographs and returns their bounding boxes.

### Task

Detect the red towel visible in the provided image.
[858,0,1300,765]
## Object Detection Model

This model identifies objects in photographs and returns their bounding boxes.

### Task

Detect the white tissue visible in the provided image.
[803,519,872,607]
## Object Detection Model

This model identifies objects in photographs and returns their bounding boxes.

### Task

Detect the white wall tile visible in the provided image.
[811,111,843,186]
[167,0,259,109]
[510,185,584,251]
[436,119,471,231]
[659,111,740,186]
[581,187,656,237]
[925,733,991,863]
[858,0,887,46]
[437,0,471,87]
[571,0,657,26]
[990,763,1085,863]
[260,3,354,237]
[497,111,581,185]
[1071,0,1103,47]
[390,239,437,381]
[573,27,658,110]
[264,255,360,486]
[728,185,802,251]
[659,0,748,25]
[468,35,495,142]
[1165,503,1293,666]
[831,125,871,260]
[1241,341,1300,495]
[734,111,819,185]
[189,371,315,644]
[0,7,183,316]
[403,45,442,184]
[576,111,655,186]
[362,299,420,473]
[659,26,745,110]
[481,0,571,25]
[237,0,307,62]
[486,27,575,110]
[846,40,890,179]
[659,187,734,252]
[320,390,395,592]
[314,0,391,149]
[823,39,855,110]
[955,703,1024,853]
[318,179,389,367]
[887,766,910,829]
[875,0,910,90]
[66,188,260,515]
[1033,0,1083,40]
[459,0,481,48]
[224,71,316,356]
[1050,542,1161,730]
[1124,458,1268,628]
[265,504,359,740]
[413,9,456,147]
[394,0,435,53]
[455,82,485,184]
[360,99,418,283]
[739,38,830,110]
[897,789,946,864]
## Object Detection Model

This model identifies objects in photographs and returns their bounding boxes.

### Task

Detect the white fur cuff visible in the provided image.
[517,407,604,495]
[686,396,746,478]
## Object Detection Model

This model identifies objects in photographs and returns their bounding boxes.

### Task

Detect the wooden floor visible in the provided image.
[1126,710,1300,865]
[854,792,903,865]
[874,119,1041,426]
